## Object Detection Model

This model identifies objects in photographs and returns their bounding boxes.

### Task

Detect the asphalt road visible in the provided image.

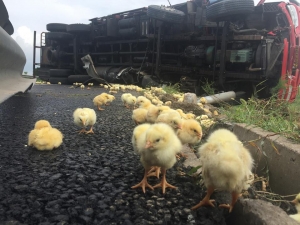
[0,84,228,225]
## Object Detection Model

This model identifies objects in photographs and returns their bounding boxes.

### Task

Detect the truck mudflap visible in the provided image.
[0,26,36,104]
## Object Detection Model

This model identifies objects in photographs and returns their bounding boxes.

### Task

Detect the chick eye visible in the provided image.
[156,138,160,142]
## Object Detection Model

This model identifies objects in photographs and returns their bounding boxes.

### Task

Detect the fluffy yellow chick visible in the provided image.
[176,109,188,119]
[156,110,183,131]
[185,113,196,120]
[177,119,202,145]
[132,123,151,155]
[137,96,153,109]
[93,93,110,110]
[132,108,148,125]
[132,123,182,194]
[106,94,115,105]
[121,93,132,107]
[28,120,63,151]
[290,193,300,222]
[73,108,97,134]
[192,129,253,212]
[121,93,136,109]
[146,105,161,123]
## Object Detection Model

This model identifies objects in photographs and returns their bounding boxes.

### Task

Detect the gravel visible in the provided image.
[0,84,228,225]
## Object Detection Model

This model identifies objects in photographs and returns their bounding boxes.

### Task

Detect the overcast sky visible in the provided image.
[4,0,263,75]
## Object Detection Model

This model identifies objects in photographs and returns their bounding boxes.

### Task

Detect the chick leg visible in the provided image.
[176,152,188,160]
[153,168,176,194]
[191,186,215,210]
[147,166,161,178]
[219,191,239,213]
[131,169,154,193]
[85,126,94,134]
[97,105,105,111]
[78,128,86,134]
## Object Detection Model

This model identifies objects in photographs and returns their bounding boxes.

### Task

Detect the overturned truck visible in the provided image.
[34,0,300,101]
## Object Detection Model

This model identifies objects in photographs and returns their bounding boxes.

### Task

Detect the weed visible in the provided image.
[162,83,181,94]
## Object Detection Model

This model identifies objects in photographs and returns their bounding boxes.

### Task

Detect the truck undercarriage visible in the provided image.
[34,0,300,101]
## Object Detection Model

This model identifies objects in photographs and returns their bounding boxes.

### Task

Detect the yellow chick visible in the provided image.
[137,96,153,110]
[106,94,116,105]
[177,119,202,146]
[28,120,63,151]
[132,108,148,125]
[80,84,85,89]
[73,108,97,134]
[164,101,172,106]
[156,110,183,131]
[93,93,110,110]
[146,105,161,123]
[192,129,253,212]
[290,193,300,222]
[132,123,182,194]
[121,93,136,109]
[185,113,196,120]
[176,109,188,119]
[132,123,151,154]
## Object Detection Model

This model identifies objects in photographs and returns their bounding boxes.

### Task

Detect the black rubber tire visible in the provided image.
[68,75,92,83]
[66,24,91,33]
[46,23,67,32]
[49,77,70,85]
[147,5,185,23]
[45,32,73,41]
[206,0,254,22]
[141,75,159,88]
[49,69,73,78]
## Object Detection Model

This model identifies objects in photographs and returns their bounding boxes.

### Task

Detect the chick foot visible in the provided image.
[219,191,239,213]
[97,106,104,110]
[132,169,154,193]
[153,168,176,194]
[176,152,188,160]
[85,126,94,134]
[147,166,161,178]
[191,186,215,210]
[78,128,87,134]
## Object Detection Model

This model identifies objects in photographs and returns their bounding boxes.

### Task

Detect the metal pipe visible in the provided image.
[248,63,262,71]
[201,91,237,104]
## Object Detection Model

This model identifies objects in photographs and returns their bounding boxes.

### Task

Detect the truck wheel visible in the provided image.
[49,77,70,85]
[46,32,73,41]
[147,5,185,23]
[141,75,159,88]
[46,23,67,32]
[206,0,254,22]
[66,24,91,33]
[49,69,73,77]
[68,75,92,83]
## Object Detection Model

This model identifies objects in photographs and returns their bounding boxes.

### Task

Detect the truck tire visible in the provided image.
[45,32,73,41]
[49,69,73,78]
[206,0,254,22]
[49,77,70,85]
[46,23,67,32]
[141,75,159,88]
[147,5,185,23]
[66,24,91,33]
[68,75,92,83]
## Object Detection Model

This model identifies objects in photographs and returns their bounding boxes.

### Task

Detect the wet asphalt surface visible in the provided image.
[0,84,228,225]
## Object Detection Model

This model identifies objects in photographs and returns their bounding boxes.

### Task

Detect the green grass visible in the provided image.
[220,94,300,142]
[162,83,181,94]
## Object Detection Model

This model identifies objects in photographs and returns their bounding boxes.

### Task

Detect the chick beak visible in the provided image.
[177,125,182,130]
[197,134,202,139]
[145,141,152,149]
[291,199,297,205]
[82,120,86,126]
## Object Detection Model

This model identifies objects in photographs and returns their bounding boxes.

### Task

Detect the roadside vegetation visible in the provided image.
[162,82,300,143]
